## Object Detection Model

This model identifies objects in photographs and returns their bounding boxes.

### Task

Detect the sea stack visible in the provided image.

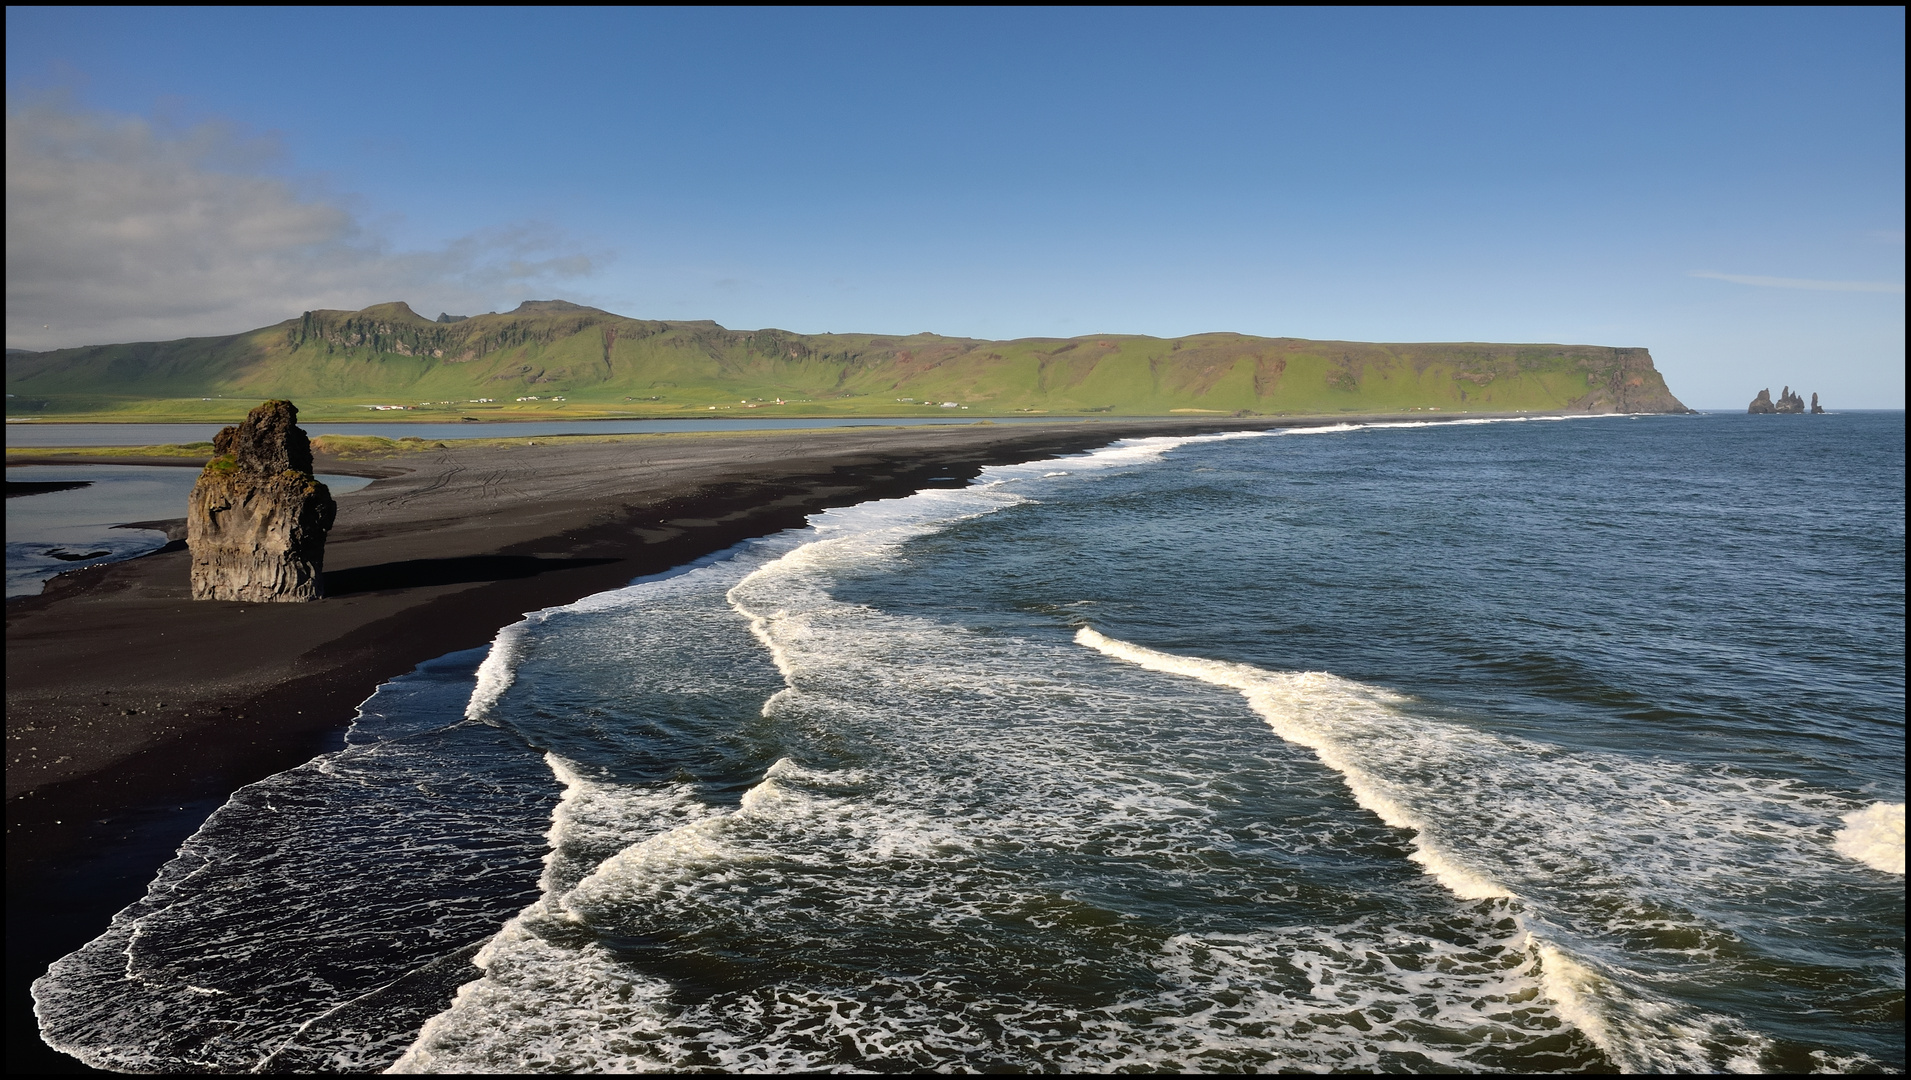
[1748,388,1777,414]
[1776,386,1806,414]
[1811,392,1825,414]
[188,400,336,601]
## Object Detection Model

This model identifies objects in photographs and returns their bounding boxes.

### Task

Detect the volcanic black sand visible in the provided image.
[8,414,1485,1071]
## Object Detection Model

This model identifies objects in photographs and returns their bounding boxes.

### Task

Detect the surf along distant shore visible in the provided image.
[0,412,1551,1071]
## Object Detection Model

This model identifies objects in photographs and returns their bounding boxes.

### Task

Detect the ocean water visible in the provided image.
[33,413,1905,1073]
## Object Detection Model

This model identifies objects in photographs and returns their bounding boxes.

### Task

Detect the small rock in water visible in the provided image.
[188,400,336,602]
[1747,388,1777,414]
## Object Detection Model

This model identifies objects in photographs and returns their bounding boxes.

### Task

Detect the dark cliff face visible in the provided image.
[1576,347,1691,414]
[189,400,336,602]
[285,303,639,365]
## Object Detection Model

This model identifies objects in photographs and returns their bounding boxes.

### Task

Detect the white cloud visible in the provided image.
[1689,270,1904,294]
[5,101,607,351]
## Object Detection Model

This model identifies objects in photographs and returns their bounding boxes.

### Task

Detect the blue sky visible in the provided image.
[6,7,1903,407]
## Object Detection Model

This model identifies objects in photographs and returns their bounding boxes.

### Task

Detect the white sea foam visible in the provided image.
[464,617,535,721]
[463,538,788,724]
[400,454,1617,1071]
[1121,920,1573,1072]
[1275,413,1616,438]
[536,755,717,899]
[35,677,558,1074]
[1278,421,1367,435]
[1072,627,1896,1073]
[1075,628,1883,909]
[1531,943,1783,1074]
[1532,943,1621,1060]
[389,920,681,1073]
[1076,626,1510,901]
[1833,801,1905,874]
[47,416,1892,1075]
[401,427,1890,1073]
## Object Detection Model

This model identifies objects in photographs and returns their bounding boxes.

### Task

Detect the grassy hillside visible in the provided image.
[5,299,1690,421]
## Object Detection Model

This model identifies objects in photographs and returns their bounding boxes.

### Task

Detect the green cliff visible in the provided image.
[5,300,1690,421]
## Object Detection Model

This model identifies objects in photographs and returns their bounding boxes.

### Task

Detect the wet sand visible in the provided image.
[7,417,1310,1072]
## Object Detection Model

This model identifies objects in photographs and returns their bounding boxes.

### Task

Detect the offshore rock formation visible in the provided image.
[188,400,336,601]
[1748,387,1813,414]
[1811,392,1825,414]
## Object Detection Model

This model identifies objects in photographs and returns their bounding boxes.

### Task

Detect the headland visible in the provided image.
[5,299,1692,422]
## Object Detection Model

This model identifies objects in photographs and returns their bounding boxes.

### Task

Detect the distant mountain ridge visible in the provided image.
[5,300,1691,419]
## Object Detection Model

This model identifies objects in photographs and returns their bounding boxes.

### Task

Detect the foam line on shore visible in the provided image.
[464,617,536,722]
[1274,413,1618,437]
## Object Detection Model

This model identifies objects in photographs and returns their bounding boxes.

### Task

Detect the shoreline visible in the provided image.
[7,415,1326,1072]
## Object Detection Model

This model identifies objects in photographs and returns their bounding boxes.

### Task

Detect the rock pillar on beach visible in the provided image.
[188,400,336,601]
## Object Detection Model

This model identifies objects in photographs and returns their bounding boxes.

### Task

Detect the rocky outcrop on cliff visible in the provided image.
[285,300,630,365]
[188,400,336,602]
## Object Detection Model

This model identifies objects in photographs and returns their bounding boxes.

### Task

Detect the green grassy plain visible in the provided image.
[5,300,1690,421]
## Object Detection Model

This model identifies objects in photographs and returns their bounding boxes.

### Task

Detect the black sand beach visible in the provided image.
[7,417,1313,1072]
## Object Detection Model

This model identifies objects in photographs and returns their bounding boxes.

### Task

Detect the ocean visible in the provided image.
[32,412,1905,1073]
